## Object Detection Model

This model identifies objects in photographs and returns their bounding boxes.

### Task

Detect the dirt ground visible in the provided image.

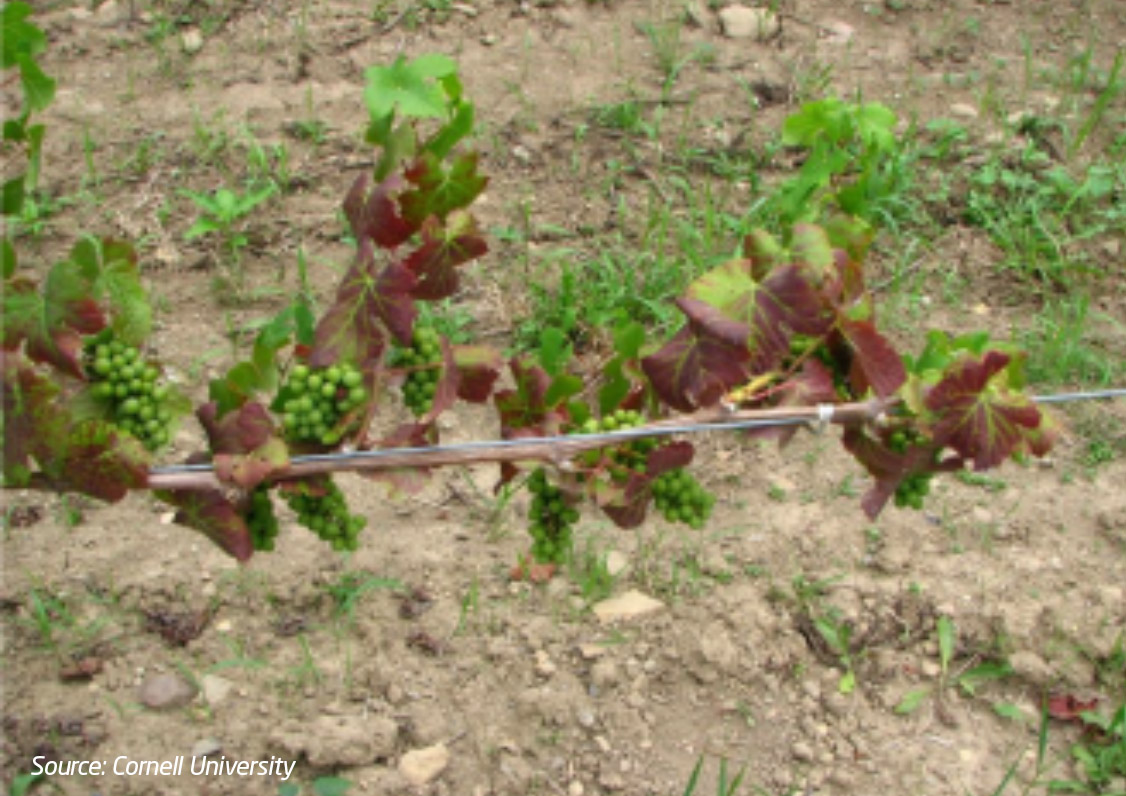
[2,0,1125,794]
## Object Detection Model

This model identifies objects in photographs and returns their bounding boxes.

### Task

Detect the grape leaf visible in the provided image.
[197,401,276,455]
[213,438,289,490]
[2,350,66,480]
[641,314,751,413]
[597,442,695,529]
[310,240,417,368]
[742,228,785,281]
[156,488,254,562]
[364,422,434,496]
[842,426,960,519]
[68,237,151,346]
[209,306,295,416]
[363,54,458,120]
[402,210,488,300]
[1,3,47,70]
[418,336,461,424]
[400,151,488,226]
[2,256,104,378]
[494,358,568,437]
[451,344,502,402]
[925,351,1050,470]
[839,317,905,398]
[16,52,55,114]
[790,223,835,281]
[342,174,414,250]
[45,420,149,501]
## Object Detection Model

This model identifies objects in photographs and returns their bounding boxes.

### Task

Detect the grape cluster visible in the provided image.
[576,409,659,474]
[888,428,934,511]
[390,325,442,416]
[527,468,579,564]
[278,363,366,446]
[84,338,173,451]
[281,478,366,552]
[651,468,715,529]
[246,485,279,552]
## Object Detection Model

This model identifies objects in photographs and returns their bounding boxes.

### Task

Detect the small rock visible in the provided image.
[920,659,941,679]
[590,659,619,689]
[200,674,233,706]
[718,6,780,41]
[511,144,532,164]
[94,0,123,27]
[1010,650,1053,683]
[191,738,222,758]
[451,2,478,16]
[398,744,450,787]
[576,708,597,729]
[535,650,557,678]
[822,20,855,45]
[592,591,665,623]
[791,741,815,762]
[950,102,979,119]
[138,673,197,710]
[568,781,585,796]
[181,28,203,54]
[481,33,497,46]
[605,551,628,577]
[578,643,607,660]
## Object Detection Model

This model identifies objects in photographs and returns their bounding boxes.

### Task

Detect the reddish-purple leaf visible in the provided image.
[595,442,694,529]
[1047,694,1099,723]
[403,211,488,300]
[742,228,785,281]
[310,240,416,368]
[2,275,100,379]
[641,324,750,413]
[156,488,254,562]
[752,359,839,446]
[400,151,488,226]
[842,426,960,519]
[214,438,290,490]
[451,344,502,403]
[790,223,835,281]
[197,401,275,454]
[1,351,62,478]
[342,173,415,249]
[49,420,149,502]
[839,317,905,398]
[495,358,568,437]
[646,440,696,475]
[925,351,1047,470]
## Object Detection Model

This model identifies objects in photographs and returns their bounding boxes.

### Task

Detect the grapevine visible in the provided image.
[0,28,1074,573]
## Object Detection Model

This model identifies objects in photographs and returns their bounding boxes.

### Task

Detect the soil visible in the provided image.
[2,1,1125,795]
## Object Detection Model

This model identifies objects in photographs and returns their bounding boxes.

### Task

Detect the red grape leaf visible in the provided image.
[342,173,414,249]
[925,351,1049,470]
[403,211,488,300]
[400,151,488,226]
[494,358,568,437]
[197,401,275,455]
[451,344,502,402]
[742,228,785,281]
[156,488,253,562]
[641,319,750,413]
[2,267,103,379]
[596,442,695,529]
[1047,694,1098,723]
[790,222,835,281]
[842,426,961,519]
[45,420,149,502]
[751,359,839,446]
[213,437,290,490]
[684,260,829,372]
[419,336,461,424]
[839,317,905,398]
[310,240,417,368]
[2,351,64,479]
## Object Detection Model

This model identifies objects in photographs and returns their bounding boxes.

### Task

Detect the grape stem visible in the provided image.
[147,398,894,491]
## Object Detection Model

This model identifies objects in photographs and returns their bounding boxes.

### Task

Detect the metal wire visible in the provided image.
[147,387,1125,476]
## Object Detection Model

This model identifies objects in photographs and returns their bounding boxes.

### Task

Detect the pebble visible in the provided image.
[591,659,619,689]
[399,744,450,787]
[534,650,557,678]
[181,28,203,54]
[791,741,815,763]
[137,673,197,710]
[200,674,233,706]
[950,102,980,119]
[568,782,584,796]
[605,551,628,577]
[190,738,222,758]
[591,591,665,623]
[718,6,780,41]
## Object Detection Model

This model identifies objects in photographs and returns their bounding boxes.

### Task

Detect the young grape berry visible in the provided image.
[390,325,442,417]
[277,362,366,446]
[887,427,935,511]
[651,468,715,530]
[281,478,365,552]
[576,408,659,473]
[246,485,279,552]
[84,337,173,452]
[526,467,579,564]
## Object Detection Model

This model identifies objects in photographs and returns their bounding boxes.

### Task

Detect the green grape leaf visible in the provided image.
[364,54,458,120]
[16,52,55,113]
[782,98,849,147]
[598,357,630,416]
[69,237,151,345]
[925,351,1054,470]
[790,223,835,281]
[742,228,786,281]
[156,487,254,561]
[310,241,416,369]
[3,174,26,216]
[612,320,645,360]
[400,151,488,226]
[2,257,105,378]
[853,102,897,150]
[424,98,475,160]
[342,174,414,250]
[2,235,15,279]
[209,306,295,415]
[197,401,276,455]
[403,210,488,300]
[544,374,583,408]
[451,344,502,402]
[494,358,568,440]
[214,437,290,490]
[1,3,46,70]
[537,326,572,377]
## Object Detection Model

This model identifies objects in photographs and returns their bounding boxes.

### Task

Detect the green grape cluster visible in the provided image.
[281,479,366,552]
[527,468,579,564]
[576,408,659,473]
[278,363,366,446]
[84,338,173,451]
[390,325,442,416]
[246,485,279,552]
[888,428,934,511]
[651,468,715,529]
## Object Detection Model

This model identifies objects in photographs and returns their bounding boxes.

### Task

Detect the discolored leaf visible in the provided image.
[47,420,148,501]
[641,320,750,413]
[402,210,488,300]
[451,344,502,403]
[214,437,290,490]
[1047,694,1099,723]
[69,237,151,346]
[839,317,905,398]
[197,401,276,455]
[364,422,434,496]
[156,488,254,562]
[400,151,488,226]
[342,174,414,250]
[494,358,568,438]
[925,351,1050,470]
[842,426,960,519]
